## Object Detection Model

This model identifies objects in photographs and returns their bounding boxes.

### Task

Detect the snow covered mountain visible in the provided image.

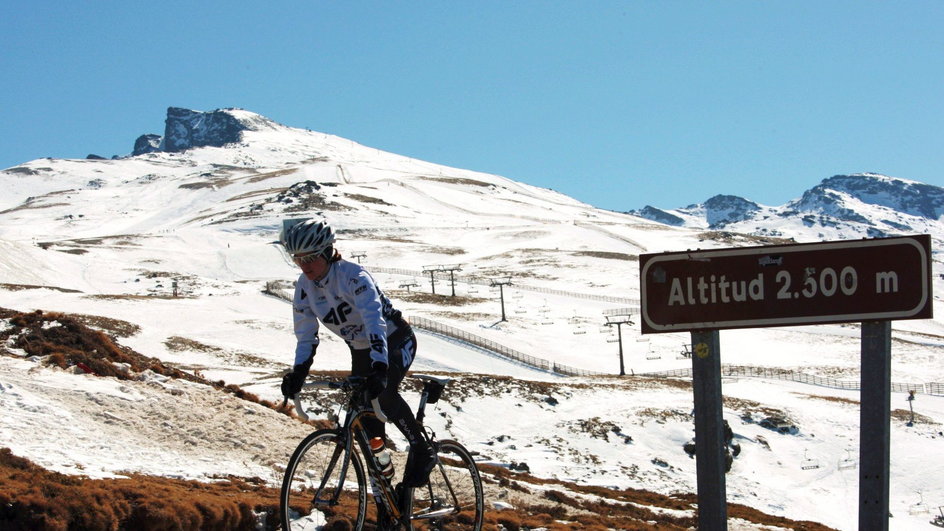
[2,107,944,530]
[631,173,944,244]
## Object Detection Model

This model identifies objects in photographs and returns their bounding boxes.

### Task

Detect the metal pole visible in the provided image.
[690,330,727,530]
[449,270,456,297]
[859,320,891,530]
[428,271,436,294]
[498,284,506,321]
[907,391,915,426]
[616,323,626,376]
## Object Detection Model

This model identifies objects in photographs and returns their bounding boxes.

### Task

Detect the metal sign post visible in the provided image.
[639,235,932,530]
[690,330,727,529]
[860,320,891,530]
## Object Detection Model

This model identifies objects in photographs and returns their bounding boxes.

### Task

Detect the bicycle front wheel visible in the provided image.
[280,429,368,530]
[408,439,484,530]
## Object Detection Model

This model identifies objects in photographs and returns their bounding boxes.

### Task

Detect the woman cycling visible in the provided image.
[278,218,435,487]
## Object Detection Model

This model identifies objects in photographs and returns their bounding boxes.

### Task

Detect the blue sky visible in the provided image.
[2,2,942,211]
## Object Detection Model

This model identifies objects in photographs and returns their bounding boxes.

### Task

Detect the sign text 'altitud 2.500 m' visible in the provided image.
[639,235,932,334]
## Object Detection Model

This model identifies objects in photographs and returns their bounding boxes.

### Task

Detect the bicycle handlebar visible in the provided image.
[290,380,388,423]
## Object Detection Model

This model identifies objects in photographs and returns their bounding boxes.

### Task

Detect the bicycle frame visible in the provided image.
[296,380,409,524]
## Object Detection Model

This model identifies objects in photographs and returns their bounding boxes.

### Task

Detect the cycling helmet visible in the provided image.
[280,218,336,257]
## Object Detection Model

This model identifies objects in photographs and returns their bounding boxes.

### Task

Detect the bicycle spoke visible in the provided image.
[409,440,484,530]
[281,430,368,530]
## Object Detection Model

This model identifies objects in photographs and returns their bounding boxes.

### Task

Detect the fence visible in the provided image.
[641,365,943,396]
[409,316,606,377]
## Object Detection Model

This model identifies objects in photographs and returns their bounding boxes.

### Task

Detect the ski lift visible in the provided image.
[801,450,821,470]
[571,318,587,335]
[606,335,620,343]
[641,341,661,359]
[909,492,929,516]
[837,448,857,470]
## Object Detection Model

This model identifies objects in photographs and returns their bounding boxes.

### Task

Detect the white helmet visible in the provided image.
[280,218,336,257]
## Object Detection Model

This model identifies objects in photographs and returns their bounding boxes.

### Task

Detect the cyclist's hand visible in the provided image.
[366,362,388,400]
[281,365,308,398]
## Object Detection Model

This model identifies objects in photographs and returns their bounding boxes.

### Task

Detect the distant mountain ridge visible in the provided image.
[5,106,942,249]
[630,173,944,242]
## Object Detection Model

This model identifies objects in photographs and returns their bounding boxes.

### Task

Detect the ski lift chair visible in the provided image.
[801,449,821,470]
[837,448,857,470]
[909,492,929,516]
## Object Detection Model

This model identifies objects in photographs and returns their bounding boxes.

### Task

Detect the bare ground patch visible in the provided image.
[392,292,488,306]
[164,336,278,369]
[0,284,82,294]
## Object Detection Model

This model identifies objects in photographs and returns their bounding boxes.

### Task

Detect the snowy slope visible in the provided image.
[2,107,944,530]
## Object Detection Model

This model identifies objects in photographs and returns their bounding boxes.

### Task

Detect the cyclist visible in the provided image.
[278,218,436,488]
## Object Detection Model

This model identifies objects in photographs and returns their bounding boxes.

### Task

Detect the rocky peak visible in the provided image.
[131,107,279,156]
[790,173,944,221]
[132,134,162,156]
[702,194,760,228]
[162,107,250,152]
[632,206,685,226]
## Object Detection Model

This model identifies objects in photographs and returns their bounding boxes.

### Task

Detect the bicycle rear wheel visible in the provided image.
[408,439,484,530]
[281,429,368,530]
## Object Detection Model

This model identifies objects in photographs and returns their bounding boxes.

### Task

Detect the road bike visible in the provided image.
[279,374,484,530]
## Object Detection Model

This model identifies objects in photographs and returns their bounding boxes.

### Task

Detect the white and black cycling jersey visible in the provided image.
[292,259,408,367]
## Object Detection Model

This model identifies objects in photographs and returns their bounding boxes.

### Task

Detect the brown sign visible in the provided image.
[640,235,932,333]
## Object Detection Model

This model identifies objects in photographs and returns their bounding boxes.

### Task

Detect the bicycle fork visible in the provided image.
[310,434,354,509]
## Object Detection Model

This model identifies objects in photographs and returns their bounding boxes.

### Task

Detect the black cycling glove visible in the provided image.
[366,362,388,400]
[282,351,315,398]
[281,369,306,398]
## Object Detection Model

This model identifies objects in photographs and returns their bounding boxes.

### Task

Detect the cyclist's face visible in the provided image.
[294,253,329,281]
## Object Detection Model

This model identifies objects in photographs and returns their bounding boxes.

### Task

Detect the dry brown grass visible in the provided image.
[571,250,638,261]
[392,292,487,306]
[344,193,392,206]
[0,448,279,531]
[246,168,300,183]
[891,408,938,425]
[478,463,837,530]
[0,284,82,293]
[224,187,289,202]
[0,308,290,417]
[415,176,493,187]
[797,393,859,406]
[83,294,192,300]
[0,446,840,531]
